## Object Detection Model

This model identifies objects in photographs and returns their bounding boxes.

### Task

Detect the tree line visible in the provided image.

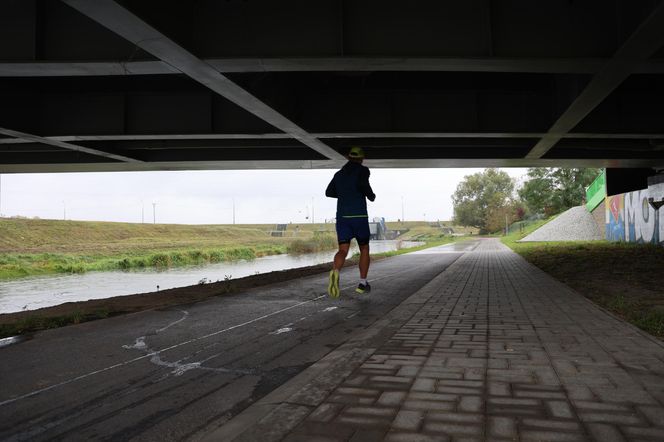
[452,168,601,234]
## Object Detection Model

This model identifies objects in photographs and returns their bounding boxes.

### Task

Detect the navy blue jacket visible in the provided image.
[325,161,376,218]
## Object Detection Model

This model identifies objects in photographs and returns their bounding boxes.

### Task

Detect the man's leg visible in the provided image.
[334,243,351,271]
[358,244,370,279]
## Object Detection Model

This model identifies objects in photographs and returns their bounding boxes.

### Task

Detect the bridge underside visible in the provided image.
[1,0,664,172]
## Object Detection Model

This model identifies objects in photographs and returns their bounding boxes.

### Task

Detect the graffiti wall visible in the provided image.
[606,189,663,245]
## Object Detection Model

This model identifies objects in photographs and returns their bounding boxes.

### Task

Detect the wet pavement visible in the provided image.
[0,241,471,441]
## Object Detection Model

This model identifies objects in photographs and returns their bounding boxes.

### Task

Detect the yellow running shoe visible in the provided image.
[328,269,340,298]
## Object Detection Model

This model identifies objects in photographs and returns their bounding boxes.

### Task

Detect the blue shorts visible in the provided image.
[336,217,370,246]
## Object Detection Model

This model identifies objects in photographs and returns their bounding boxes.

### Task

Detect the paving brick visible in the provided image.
[397,366,421,377]
[283,432,344,442]
[292,422,356,439]
[459,396,484,413]
[370,376,413,384]
[344,406,397,418]
[488,381,510,396]
[436,386,482,395]
[423,422,483,436]
[410,378,436,392]
[622,425,664,439]
[545,400,575,419]
[488,416,516,438]
[308,403,345,422]
[585,423,627,442]
[336,387,380,397]
[327,394,375,405]
[578,412,644,425]
[349,428,388,442]
[564,385,594,401]
[402,400,455,412]
[407,392,456,402]
[335,415,392,428]
[392,410,424,431]
[519,430,586,441]
[427,412,484,424]
[637,405,664,426]
[384,432,449,442]
[377,391,407,407]
[521,418,581,431]
[488,397,540,407]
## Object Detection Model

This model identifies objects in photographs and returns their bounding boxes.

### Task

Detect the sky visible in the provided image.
[0,168,529,225]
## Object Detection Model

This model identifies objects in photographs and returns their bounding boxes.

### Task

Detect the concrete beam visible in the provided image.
[0,128,141,163]
[61,0,344,162]
[1,132,663,145]
[526,1,664,159]
[2,157,663,174]
[3,58,664,77]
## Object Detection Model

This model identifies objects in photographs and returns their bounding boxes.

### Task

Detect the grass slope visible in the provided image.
[0,218,338,280]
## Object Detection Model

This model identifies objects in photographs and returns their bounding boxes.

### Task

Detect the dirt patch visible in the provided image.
[0,258,368,337]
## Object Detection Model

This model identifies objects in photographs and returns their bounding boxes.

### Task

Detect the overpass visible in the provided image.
[1,0,664,176]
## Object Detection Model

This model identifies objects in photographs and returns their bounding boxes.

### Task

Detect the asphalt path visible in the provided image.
[0,241,478,441]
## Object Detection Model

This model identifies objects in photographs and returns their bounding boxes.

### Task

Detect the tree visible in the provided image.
[484,200,527,234]
[452,168,515,233]
[518,168,601,216]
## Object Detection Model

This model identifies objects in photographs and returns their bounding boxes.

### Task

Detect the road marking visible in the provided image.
[0,296,326,407]
[270,327,294,335]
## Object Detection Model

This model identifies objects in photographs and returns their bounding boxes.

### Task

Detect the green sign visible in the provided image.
[586,170,606,211]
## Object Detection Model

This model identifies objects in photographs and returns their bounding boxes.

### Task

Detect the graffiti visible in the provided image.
[606,194,625,241]
[606,189,662,245]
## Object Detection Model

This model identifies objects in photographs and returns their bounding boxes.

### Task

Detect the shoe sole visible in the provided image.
[328,271,339,298]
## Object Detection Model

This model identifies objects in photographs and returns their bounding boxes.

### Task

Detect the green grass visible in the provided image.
[500,216,664,338]
[0,246,289,281]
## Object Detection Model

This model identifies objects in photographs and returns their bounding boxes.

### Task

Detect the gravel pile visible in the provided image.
[519,205,603,242]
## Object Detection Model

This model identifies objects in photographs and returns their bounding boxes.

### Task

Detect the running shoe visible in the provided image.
[328,269,340,298]
[355,282,371,294]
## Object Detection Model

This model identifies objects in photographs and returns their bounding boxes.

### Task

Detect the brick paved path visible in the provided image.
[284,239,664,442]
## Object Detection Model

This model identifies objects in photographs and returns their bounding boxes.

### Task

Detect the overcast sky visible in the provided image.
[0,168,529,225]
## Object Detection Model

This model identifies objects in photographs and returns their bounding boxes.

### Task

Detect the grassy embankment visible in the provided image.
[0,218,340,280]
[501,219,664,338]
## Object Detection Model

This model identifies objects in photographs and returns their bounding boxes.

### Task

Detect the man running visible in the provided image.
[325,146,376,298]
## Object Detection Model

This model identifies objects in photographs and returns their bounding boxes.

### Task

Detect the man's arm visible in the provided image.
[359,167,376,202]
[325,175,338,198]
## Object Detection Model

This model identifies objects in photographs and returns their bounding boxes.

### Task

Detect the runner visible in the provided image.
[325,146,376,298]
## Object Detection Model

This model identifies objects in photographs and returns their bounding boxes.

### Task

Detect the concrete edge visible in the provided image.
[195,251,465,442]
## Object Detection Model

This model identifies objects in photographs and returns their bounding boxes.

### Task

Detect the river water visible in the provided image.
[0,240,422,314]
